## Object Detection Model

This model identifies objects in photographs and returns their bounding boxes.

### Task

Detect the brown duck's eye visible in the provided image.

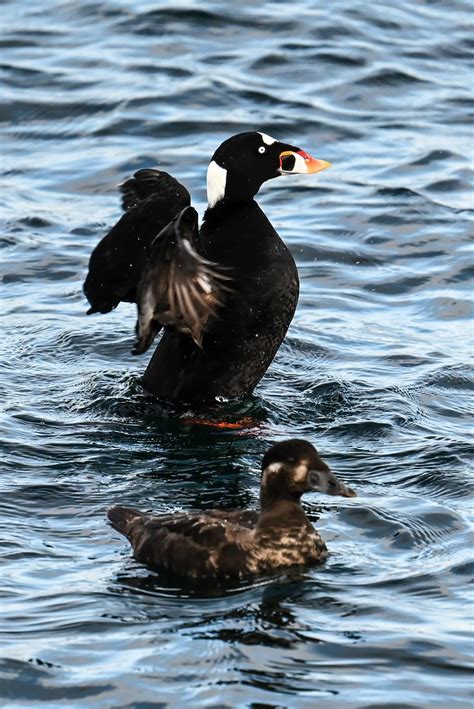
[329,480,336,488]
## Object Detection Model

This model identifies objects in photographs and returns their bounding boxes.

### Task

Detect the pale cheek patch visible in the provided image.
[258,132,277,146]
[207,160,227,208]
[294,462,309,483]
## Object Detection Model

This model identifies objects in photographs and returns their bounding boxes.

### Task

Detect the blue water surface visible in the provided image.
[1,1,473,707]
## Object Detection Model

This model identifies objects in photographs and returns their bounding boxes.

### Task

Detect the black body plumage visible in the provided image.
[141,200,299,402]
[83,132,330,404]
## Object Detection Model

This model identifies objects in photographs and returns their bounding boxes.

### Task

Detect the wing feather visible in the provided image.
[108,506,248,577]
[83,169,190,314]
[133,206,233,354]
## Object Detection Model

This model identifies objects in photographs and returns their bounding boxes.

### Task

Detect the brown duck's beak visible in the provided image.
[308,469,357,497]
[337,481,357,498]
[279,149,331,175]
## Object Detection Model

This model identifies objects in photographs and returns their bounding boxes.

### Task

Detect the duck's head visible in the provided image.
[260,439,356,506]
[207,131,331,208]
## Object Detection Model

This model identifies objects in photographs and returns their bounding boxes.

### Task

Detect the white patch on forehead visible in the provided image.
[259,132,277,145]
[207,160,227,208]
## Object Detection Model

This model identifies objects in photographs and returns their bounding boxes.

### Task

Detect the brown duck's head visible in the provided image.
[261,439,356,503]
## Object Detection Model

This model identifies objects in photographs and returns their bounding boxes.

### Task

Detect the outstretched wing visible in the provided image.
[133,206,232,355]
[83,169,190,315]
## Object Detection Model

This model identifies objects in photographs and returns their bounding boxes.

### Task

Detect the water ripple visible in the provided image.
[0,0,472,706]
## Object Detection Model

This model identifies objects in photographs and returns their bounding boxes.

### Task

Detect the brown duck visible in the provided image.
[107,440,356,581]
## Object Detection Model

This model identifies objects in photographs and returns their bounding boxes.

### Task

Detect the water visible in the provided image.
[1,0,473,706]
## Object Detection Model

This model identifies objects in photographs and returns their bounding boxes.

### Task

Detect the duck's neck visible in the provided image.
[206,160,262,209]
[204,195,257,220]
[258,494,309,528]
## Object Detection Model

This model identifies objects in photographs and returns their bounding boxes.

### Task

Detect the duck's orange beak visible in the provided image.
[279,150,331,175]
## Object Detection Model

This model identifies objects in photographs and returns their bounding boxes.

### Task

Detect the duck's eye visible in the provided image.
[329,480,336,488]
[258,146,266,154]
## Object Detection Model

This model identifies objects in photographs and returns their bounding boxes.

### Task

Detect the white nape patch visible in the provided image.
[207,160,227,208]
[259,132,277,145]
[262,461,284,488]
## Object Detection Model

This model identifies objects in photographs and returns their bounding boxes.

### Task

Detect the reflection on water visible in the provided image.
[1,0,473,706]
